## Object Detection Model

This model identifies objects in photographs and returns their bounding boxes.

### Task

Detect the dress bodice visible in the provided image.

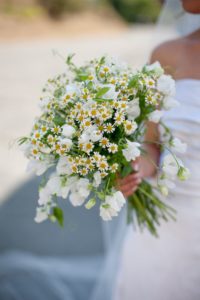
[162,79,200,202]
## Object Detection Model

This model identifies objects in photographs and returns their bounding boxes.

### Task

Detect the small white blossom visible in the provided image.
[162,154,179,177]
[34,206,50,223]
[62,124,75,138]
[56,156,73,175]
[93,171,102,187]
[171,138,187,154]
[146,61,164,76]
[157,74,176,96]
[177,166,190,181]
[27,159,52,176]
[69,178,90,206]
[123,140,140,162]
[126,98,140,120]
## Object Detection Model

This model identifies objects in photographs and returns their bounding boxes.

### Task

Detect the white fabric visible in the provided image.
[114,79,200,300]
[155,0,200,44]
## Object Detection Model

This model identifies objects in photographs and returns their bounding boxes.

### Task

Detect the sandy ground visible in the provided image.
[0,25,155,203]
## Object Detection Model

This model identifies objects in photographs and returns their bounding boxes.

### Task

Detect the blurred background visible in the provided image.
[0,1,163,299]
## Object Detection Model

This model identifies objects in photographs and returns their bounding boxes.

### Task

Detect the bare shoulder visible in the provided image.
[150,38,185,75]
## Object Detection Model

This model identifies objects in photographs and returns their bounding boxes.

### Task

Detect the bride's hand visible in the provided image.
[117,160,142,198]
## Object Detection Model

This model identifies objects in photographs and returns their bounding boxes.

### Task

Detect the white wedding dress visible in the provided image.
[114,79,200,300]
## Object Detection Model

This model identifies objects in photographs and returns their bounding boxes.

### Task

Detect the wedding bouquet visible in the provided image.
[19,55,190,235]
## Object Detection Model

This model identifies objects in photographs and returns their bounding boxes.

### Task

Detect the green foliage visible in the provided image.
[38,0,86,19]
[109,0,161,23]
[53,207,64,226]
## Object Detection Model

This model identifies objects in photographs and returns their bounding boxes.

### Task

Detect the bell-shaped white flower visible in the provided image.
[127,98,140,120]
[162,154,179,177]
[46,174,70,199]
[171,138,187,154]
[100,191,126,221]
[38,186,51,206]
[148,110,164,123]
[61,124,75,138]
[157,74,176,96]
[27,159,52,176]
[123,140,140,162]
[34,207,49,223]
[56,156,73,176]
[177,166,190,181]
[93,171,102,187]
[100,205,118,221]
[146,61,164,76]
[69,178,90,206]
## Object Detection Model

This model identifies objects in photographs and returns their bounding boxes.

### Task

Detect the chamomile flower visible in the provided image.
[104,123,115,133]
[33,131,41,140]
[108,143,118,153]
[115,112,125,125]
[51,126,61,135]
[83,142,94,154]
[98,160,109,172]
[110,163,119,173]
[79,168,88,176]
[145,77,156,89]
[100,137,109,148]
[124,120,137,135]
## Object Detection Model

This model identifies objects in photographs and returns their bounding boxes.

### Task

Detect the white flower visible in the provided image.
[34,207,49,223]
[61,124,75,138]
[157,74,176,96]
[38,186,51,205]
[127,98,140,120]
[59,138,73,150]
[100,205,118,221]
[148,110,164,123]
[146,61,164,76]
[159,185,169,196]
[112,191,126,211]
[163,96,180,110]
[56,156,73,175]
[171,138,187,154]
[69,178,90,206]
[46,175,70,199]
[177,166,190,181]
[122,140,140,162]
[162,154,179,177]
[26,159,52,176]
[100,191,126,221]
[93,171,102,187]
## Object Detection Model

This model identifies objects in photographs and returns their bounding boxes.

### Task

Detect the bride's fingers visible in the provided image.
[120,186,138,198]
[117,173,141,185]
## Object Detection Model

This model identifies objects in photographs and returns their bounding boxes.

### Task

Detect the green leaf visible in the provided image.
[99,56,106,65]
[121,164,133,178]
[85,198,96,209]
[128,76,139,88]
[53,115,65,126]
[66,53,75,65]
[53,207,64,227]
[96,87,110,98]
[18,137,29,145]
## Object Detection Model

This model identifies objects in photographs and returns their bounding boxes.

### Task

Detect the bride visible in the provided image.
[114,0,200,299]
